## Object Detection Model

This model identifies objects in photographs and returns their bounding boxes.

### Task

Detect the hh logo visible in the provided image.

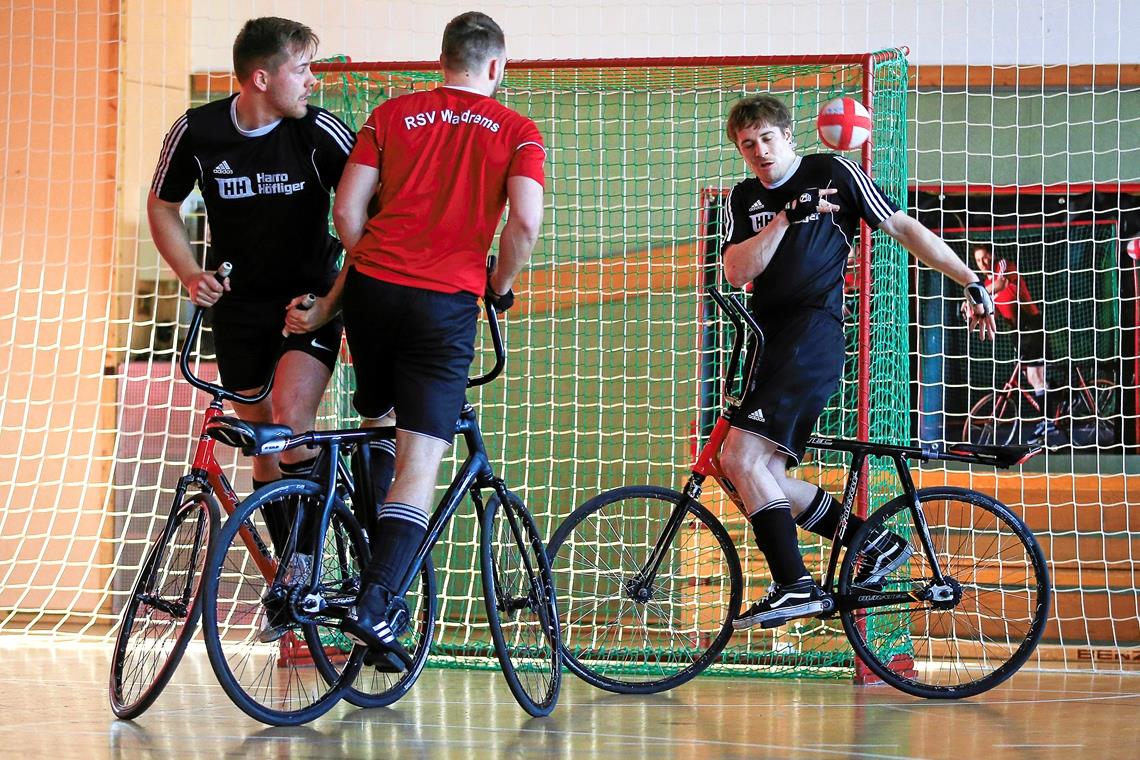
[750,211,776,232]
[216,176,255,199]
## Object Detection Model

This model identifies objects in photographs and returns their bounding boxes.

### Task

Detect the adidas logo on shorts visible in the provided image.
[747,408,766,422]
[214,160,234,175]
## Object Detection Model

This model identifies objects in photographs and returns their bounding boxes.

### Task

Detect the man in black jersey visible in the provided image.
[147,17,369,640]
[718,95,997,629]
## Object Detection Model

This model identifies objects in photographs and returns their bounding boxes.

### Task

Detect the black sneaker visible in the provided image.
[853,531,913,588]
[732,576,834,630]
[343,585,414,673]
[256,552,312,643]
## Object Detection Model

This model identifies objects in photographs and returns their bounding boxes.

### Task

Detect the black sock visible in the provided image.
[368,439,396,510]
[254,476,291,556]
[280,457,319,554]
[795,487,865,547]
[362,503,429,595]
[749,501,809,585]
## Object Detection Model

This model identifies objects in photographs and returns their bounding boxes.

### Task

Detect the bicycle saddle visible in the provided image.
[205,416,294,456]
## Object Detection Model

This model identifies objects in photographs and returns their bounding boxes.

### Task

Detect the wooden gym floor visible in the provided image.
[2,639,1137,759]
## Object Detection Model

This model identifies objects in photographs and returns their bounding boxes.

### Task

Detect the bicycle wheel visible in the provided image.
[109,492,219,718]
[481,488,561,716]
[339,557,437,708]
[546,485,742,694]
[1068,378,1119,447]
[963,393,1019,445]
[202,479,364,725]
[838,486,1050,699]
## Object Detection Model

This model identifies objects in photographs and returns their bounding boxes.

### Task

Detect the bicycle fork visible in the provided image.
[623,474,707,601]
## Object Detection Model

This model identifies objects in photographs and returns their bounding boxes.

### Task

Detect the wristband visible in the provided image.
[485,285,515,312]
[964,281,995,316]
[784,188,821,223]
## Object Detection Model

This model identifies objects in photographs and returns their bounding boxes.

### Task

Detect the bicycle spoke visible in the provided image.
[548,486,742,693]
[482,489,560,716]
[110,494,216,718]
[840,488,1049,698]
[203,483,364,725]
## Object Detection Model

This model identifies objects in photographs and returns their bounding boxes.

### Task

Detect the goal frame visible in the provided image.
[312,52,910,686]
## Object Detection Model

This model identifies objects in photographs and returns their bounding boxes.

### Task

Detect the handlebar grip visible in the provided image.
[281,293,318,337]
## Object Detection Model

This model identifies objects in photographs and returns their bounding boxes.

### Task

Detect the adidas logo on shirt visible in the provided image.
[747,408,766,422]
[214,161,234,175]
[748,199,765,212]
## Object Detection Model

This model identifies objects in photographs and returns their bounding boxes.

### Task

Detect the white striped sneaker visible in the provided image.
[732,576,834,630]
[853,531,913,587]
[343,586,413,673]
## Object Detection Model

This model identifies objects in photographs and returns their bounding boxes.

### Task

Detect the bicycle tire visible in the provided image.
[838,486,1050,699]
[481,489,561,716]
[338,557,437,709]
[1067,378,1118,447]
[202,479,364,725]
[963,393,1019,445]
[545,485,743,694]
[109,492,219,718]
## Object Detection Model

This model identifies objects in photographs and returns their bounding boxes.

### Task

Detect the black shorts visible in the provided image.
[732,310,845,466]
[342,268,479,444]
[210,299,342,392]
[1010,312,1046,367]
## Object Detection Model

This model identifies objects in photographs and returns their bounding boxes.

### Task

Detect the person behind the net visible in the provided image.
[330,11,545,670]
[718,95,997,630]
[147,17,369,640]
[970,242,1061,446]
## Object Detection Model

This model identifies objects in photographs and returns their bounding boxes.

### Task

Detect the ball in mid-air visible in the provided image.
[817,97,872,152]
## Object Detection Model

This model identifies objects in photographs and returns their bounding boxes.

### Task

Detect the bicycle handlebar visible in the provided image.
[707,286,765,400]
[468,256,507,388]
[178,263,277,405]
[707,287,765,354]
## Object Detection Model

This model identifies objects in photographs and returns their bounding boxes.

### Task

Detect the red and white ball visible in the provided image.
[1127,238,1140,261]
[816,97,872,152]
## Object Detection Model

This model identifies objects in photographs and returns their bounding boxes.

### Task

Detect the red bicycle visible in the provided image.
[547,287,1049,698]
[108,264,280,718]
[963,360,1117,447]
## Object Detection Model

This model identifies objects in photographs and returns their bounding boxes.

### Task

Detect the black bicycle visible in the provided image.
[199,293,562,725]
[547,287,1051,698]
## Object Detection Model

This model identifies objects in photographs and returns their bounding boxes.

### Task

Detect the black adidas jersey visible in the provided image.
[151,95,355,306]
[720,153,900,322]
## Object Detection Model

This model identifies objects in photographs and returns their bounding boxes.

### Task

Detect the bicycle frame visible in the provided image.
[241,297,542,608]
[629,287,1041,608]
[156,303,281,586]
[988,363,1044,422]
[982,360,1106,428]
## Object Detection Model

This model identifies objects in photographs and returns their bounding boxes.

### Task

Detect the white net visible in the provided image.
[1,1,1138,679]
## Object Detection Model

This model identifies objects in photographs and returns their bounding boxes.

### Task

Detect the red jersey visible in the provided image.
[985,258,1040,322]
[347,86,546,295]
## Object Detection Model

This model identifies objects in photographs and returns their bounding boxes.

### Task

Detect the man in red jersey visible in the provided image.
[320,11,545,669]
[970,243,1060,445]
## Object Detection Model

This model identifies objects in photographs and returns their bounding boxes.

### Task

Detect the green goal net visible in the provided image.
[314,52,911,679]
